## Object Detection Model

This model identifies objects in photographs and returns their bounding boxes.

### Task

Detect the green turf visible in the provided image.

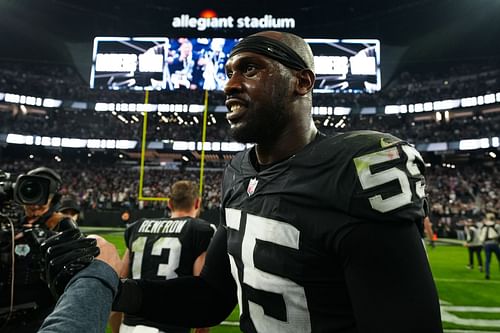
[454,312,500,320]
[426,244,500,331]
[88,228,500,332]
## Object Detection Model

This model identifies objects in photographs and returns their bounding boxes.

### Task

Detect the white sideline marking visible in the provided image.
[221,321,239,326]
[441,303,500,328]
[443,328,500,333]
[221,302,500,329]
[435,278,500,284]
[442,306,500,313]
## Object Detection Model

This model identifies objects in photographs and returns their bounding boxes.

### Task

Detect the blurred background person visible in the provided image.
[464,218,483,272]
[58,198,81,225]
[479,213,500,280]
[423,215,436,249]
[109,180,215,333]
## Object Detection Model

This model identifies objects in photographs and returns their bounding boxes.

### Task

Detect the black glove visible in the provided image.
[40,226,100,299]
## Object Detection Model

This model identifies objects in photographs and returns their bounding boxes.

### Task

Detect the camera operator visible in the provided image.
[0,167,76,333]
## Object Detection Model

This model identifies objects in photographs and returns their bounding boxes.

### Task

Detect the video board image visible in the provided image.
[91,37,380,93]
[90,37,240,91]
[306,39,381,93]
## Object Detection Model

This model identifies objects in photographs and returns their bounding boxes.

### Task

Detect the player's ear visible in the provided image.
[294,69,315,96]
[167,199,174,211]
[194,197,201,211]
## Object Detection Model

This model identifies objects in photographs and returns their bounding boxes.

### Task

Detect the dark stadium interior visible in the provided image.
[2,0,500,83]
[2,2,500,333]
[1,0,500,230]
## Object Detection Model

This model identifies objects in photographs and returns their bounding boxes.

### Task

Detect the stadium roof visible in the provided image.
[1,0,499,73]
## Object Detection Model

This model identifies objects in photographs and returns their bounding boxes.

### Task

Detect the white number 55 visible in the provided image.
[353,144,425,213]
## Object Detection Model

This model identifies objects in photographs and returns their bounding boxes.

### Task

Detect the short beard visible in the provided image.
[230,82,290,144]
[229,106,289,144]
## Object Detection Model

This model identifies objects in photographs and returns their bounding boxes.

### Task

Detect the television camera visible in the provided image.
[0,168,59,238]
[0,169,57,208]
[0,169,63,322]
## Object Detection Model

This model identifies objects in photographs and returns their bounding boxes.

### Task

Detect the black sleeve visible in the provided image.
[113,226,237,328]
[339,221,443,333]
[192,220,216,257]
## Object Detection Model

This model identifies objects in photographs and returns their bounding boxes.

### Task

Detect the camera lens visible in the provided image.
[14,175,51,205]
[19,180,43,204]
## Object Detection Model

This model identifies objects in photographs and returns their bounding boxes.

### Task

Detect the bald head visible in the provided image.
[229,31,315,73]
[251,31,315,72]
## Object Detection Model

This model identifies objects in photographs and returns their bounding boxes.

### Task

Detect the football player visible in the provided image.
[109,180,215,333]
[41,31,443,333]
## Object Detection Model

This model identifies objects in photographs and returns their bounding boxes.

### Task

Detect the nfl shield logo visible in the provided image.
[247,178,259,196]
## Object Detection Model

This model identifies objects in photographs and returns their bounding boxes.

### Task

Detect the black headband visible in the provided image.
[229,35,309,70]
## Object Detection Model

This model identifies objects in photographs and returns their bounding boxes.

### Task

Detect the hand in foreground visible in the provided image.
[40,226,100,299]
[86,234,122,276]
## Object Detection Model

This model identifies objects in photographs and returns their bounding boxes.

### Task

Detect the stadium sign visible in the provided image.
[171,14,296,31]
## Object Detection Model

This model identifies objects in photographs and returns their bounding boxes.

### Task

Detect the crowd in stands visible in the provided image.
[2,59,500,146]
[320,112,500,144]
[2,59,500,235]
[0,107,231,142]
[427,164,500,239]
[357,61,500,106]
[0,159,223,213]
[1,59,499,107]
[1,157,500,238]
[2,106,500,145]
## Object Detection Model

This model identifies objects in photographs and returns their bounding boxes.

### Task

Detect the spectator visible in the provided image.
[479,213,500,280]
[464,218,483,272]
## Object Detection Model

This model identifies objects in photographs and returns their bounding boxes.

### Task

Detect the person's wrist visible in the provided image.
[112,279,142,313]
[95,257,120,276]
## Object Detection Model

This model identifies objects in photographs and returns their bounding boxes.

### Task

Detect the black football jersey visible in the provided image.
[123,216,215,331]
[221,131,427,333]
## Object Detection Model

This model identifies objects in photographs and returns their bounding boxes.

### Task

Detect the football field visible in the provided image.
[83,228,500,333]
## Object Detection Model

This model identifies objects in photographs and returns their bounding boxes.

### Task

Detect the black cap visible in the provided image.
[59,199,80,213]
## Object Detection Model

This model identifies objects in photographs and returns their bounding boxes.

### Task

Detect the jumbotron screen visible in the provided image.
[90,37,380,93]
[306,39,380,93]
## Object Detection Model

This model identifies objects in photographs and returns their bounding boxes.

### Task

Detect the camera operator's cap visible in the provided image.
[59,199,80,214]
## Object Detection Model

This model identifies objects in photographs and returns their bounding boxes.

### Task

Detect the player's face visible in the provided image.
[224,51,293,144]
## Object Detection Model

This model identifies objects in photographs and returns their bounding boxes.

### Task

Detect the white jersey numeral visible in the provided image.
[353,144,425,212]
[226,208,312,332]
[131,236,182,279]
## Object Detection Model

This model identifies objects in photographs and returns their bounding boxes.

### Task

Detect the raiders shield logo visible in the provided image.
[247,178,259,196]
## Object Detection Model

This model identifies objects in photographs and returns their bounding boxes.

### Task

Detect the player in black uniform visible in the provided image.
[0,167,77,332]
[110,180,215,333]
[43,31,443,333]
